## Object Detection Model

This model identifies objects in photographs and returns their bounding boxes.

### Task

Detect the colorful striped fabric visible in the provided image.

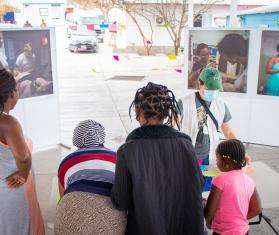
[58,148,116,196]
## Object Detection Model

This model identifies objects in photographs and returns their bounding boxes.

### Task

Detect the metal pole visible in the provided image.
[262,214,279,235]
[229,0,238,27]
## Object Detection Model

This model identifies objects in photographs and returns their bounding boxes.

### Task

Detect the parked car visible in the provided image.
[69,33,99,53]
[66,10,105,43]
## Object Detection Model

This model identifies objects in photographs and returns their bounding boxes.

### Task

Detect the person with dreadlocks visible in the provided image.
[204,139,262,235]
[111,82,204,235]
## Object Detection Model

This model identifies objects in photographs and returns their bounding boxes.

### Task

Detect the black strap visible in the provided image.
[249,212,279,235]
[262,214,279,235]
[249,212,262,225]
[195,92,219,132]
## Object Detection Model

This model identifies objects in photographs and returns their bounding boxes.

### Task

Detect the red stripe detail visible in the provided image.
[86,24,94,30]
[58,153,116,188]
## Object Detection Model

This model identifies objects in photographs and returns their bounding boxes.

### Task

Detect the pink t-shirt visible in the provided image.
[211,170,255,235]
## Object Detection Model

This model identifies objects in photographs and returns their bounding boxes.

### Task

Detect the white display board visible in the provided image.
[184,28,279,147]
[0,28,60,152]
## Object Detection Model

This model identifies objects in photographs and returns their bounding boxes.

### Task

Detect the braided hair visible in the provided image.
[129,82,180,129]
[216,139,246,169]
[0,69,16,114]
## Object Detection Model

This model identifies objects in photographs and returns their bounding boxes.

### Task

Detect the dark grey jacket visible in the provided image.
[111,125,204,235]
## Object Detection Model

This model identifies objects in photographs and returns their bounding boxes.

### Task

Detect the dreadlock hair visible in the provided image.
[216,139,246,170]
[0,69,16,114]
[129,82,181,129]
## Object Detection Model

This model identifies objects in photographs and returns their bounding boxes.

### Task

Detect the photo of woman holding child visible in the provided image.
[0,30,53,99]
[188,30,250,93]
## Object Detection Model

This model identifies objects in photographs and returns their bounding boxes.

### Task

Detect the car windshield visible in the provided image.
[73,33,96,37]
[71,34,97,41]
[80,17,99,25]
[73,30,97,36]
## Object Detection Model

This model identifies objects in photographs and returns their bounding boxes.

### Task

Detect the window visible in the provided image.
[39,8,49,16]
[202,13,212,27]
[194,14,202,27]
[80,17,99,25]
[51,5,61,19]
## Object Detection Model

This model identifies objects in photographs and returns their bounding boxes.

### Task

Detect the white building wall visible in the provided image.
[20,3,65,26]
[125,7,179,48]
[126,16,174,47]
[125,4,260,48]
[197,4,259,27]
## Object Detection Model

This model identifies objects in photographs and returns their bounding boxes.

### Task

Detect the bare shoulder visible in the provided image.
[0,114,21,132]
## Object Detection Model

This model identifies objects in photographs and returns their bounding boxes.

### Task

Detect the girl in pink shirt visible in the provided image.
[204,139,262,235]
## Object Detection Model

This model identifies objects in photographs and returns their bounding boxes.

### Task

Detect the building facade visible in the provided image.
[17,0,66,26]
[123,1,265,54]
[237,5,279,28]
